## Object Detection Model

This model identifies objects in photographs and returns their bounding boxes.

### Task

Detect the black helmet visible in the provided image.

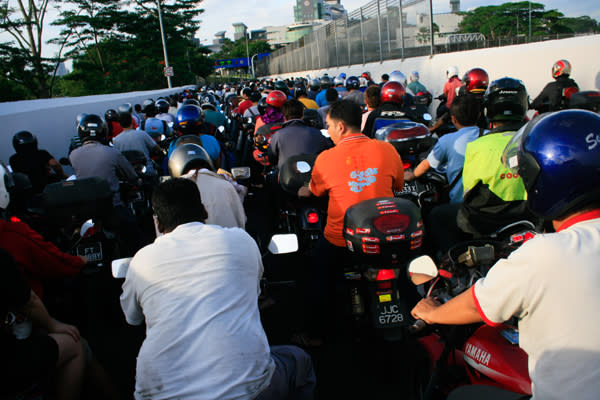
[141,99,156,116]
[484,77,529,122]
[77,114,107,142]
[76,113,89,125]
[168,143,214,177]
[104,109,118,122]
[13,131,38,153]
[274,80,288,94]
[257,96,268,115]
[155,99,170,114]
[182,98,201,107]
[309,78,320,91]
[320,76,332,89]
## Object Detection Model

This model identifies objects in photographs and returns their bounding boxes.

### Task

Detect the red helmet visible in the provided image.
[380,81,406,105]
[462,68,489,94]
[552,59,572,79]
[266,90,287,109]
[361,72,371,81]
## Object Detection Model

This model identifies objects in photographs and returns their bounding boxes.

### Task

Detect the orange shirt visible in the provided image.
[309,134,404,247]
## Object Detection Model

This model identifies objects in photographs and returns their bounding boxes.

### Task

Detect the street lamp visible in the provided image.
[251,53,260,79]
[157,0,172,88]
[244,32,250,78]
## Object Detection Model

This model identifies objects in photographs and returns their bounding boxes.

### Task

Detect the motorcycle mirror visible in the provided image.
[423,113,432,121]
[80,219,95,238]
[295,161,312,174]
[111,257,132,278]
[268,234,298,254]
[218,125,225,133]
[320,129,330,138]
[407,255,438,285]
[246,117,253,124]
[231,166,251,180]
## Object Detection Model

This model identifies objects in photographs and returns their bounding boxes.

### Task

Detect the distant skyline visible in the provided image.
[197,0,600,43]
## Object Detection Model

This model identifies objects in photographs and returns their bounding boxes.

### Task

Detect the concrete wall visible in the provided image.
[273,34,600,116]
[0,87,190,164]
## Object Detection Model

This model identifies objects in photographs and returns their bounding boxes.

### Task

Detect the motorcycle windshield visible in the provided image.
[501,124,527,172]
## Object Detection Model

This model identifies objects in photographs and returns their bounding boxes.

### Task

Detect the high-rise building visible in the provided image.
[293,0,346,23]
[450,0,460,13]
[232,22,248,41]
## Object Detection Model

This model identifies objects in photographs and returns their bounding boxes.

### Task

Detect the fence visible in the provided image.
[254,0,595,77]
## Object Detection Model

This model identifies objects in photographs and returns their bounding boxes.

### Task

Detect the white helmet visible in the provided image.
[446,66,459,79]
[0,162,14,209]
[389,70,407,86]
[410,71,420,82]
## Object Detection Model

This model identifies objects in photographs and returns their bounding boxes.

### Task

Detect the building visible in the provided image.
[233,22,248,41]
[293,0,346,24]
[251,29,267,41]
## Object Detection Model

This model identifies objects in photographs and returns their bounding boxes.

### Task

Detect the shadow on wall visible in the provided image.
[595,71,600,90]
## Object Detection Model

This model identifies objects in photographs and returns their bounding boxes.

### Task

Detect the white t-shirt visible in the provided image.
[120,222,274,400]
[182,169,247,229]
[473,217,600,400]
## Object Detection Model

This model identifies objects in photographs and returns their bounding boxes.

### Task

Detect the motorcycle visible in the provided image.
[406,221,538,399]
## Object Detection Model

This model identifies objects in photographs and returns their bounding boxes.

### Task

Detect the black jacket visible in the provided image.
[531,75,579,112]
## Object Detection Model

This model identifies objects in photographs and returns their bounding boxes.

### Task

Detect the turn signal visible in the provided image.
[307,212,319,224]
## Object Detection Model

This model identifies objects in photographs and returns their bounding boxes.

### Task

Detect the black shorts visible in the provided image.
[0,333,58,394]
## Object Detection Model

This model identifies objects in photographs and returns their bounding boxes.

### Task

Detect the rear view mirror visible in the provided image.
[407,255,438,285]
[295,161,312,174]
[112,257,132,278]
[423,113,432,121]
[268,234,298,254]
[231,166,251,180]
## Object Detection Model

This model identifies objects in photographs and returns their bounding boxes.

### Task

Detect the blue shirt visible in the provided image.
[427,126,482,203]
[315,89,329,107]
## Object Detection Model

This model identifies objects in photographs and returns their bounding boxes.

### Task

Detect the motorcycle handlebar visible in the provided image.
[408,319,427,334]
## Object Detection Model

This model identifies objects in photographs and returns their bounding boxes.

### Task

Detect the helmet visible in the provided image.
[76,113,89,125]
[410,71,420,82]
[361,72,371,81]
[199,93,216,107]
[175,105,204,135]
[0,162,15,209]
[273,80,288,93]
[552,59,572,79]
[118,103,133,114]
[266,90,287,109]
[502,110,600,219]
[168,143,214,177]
[389,70,407,86]
[144,118,166,138]
[104,109,118,122]
[12,131,38,153]
[484,77,528,122]
[462,68,489,94]
[320,76,332,89]
[339,73,347,79]
[155,99,170,113]
[309,79,320,91]
[446,66,459,79]
[380,81,406,105]
[77,114,107,142]
[258,96,268,115]
[345,76,360,91]
[182,98,200,107]
[333,76,344,86]
[141,99,156,115]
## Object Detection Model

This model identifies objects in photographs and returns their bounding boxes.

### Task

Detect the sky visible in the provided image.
[196,0,600,43]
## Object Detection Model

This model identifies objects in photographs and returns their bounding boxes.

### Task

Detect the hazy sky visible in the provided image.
[197,0,600,42]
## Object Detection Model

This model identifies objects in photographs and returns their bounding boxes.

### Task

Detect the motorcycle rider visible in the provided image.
[458,77,537,237]
[333,75,348,98]
[307,78,320,100]
[362,81,418,138]
[531,59,579,113]
[443,65,462,108]
[9,131,67,194]
[343,76,364,107]
[254,90,286,136]
[361,85,381,131]
[297,100,404,345]
[407,71,427,95]
[315,75,333,107]
[412,109,600,400]
[113,110,163,176]
[120,178,316,400]
[169,144,246,229]
[267,99,331,171]
[155,98,176,125]
[295,88,319,110]
[317,88,340,129]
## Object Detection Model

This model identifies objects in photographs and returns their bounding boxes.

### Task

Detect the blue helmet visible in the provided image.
[345,76,360,91]
[176,105,204,135]
[503,109,600,219]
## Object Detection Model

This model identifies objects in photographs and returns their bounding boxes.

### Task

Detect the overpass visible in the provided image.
[0,35,599,164]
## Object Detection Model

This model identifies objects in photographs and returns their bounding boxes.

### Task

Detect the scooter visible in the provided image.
[406,221,538,399]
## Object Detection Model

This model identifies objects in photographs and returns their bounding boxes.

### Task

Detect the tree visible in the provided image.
[0,0,67,98]
[562,16,599,33]
[457,2,586,39]
[53,0,212,95]
[416,23,440,44]
[212,38,271,60]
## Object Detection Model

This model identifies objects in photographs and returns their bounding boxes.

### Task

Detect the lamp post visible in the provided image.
[157,0,172,88]
[251,53,259,79]
[244,32,250,78]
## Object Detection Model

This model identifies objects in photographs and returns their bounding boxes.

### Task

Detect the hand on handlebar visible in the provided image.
[411,297,442,325]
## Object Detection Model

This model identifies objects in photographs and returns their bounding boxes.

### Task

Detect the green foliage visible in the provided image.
[457,2,597,39]
[562,16,599,33]
[212,38,271,60]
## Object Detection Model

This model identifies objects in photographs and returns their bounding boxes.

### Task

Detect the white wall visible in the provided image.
[0,87,190,164]
[274,34,600,115]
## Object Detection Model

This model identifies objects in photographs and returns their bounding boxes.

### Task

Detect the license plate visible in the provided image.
[77,242,103,262]
[397,181,419,195]
[374,300,406,328]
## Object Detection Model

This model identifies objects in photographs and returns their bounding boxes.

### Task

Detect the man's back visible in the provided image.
[310,134,403,247]
[113,129,156,161]
[120,222,274,400]
[531,75,579,112]
[268,120,331,170]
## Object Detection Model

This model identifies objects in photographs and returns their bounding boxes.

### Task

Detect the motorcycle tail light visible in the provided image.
[9,216,21,223]
[376,269,396,281]
[307,211,319,224]
[373,214,410,234]
[403,162,412,170]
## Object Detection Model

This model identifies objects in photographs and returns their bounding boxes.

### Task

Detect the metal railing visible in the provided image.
[254,0,595,77]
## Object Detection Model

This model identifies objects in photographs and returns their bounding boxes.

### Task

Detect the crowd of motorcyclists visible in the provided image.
[1,58,600,400]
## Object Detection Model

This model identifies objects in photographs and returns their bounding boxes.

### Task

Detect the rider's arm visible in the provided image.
[411,289,482,325]
[48,158,68,179]
[405,159,430,181]
[115,151,140,183]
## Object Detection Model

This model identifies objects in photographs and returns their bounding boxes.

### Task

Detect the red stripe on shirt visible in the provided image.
[556,209,600,232]
[471,285,502,327]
